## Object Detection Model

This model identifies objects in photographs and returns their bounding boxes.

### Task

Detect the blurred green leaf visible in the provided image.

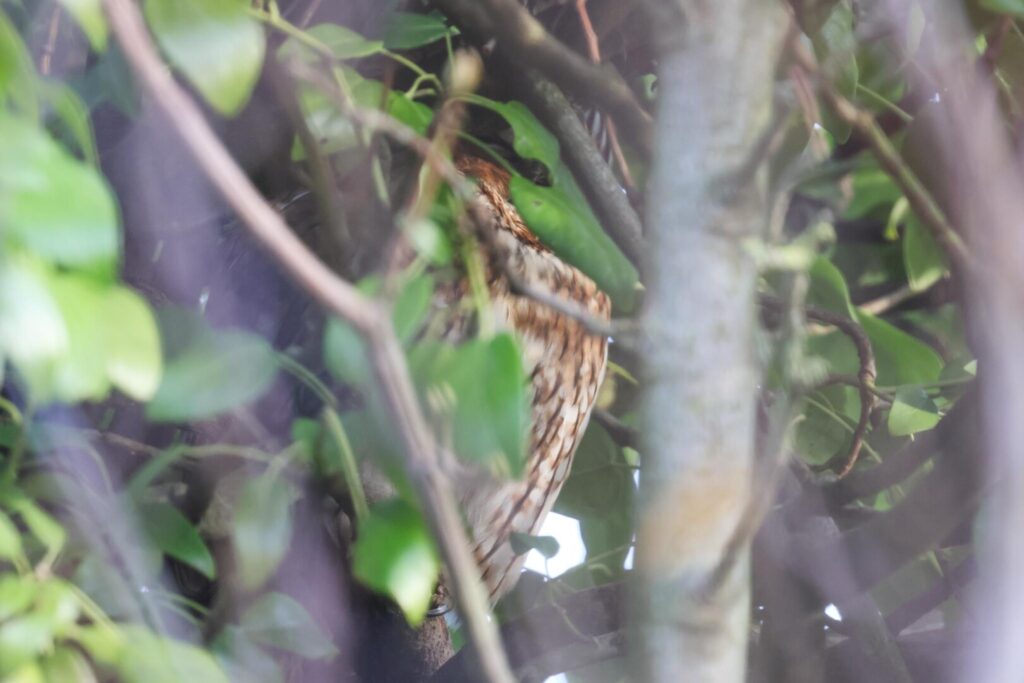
[0,575,35,621]
[0,257,67,388]
[323,318,370,385]
[147,308,278,422]
[387,91,433,135]
[393,273,434,344]
[888,386,942,436]
[210,626,284,683]
[843,164,902,220]
[138,502,216,580]
[903,213,949,292]
[813,0,858,142]
[9,497,66,556]
[40,648,98,683]
[0,510,23,561]
[415,334,529,475]
[382,11,450,50]
[554,423,635,576]
[509,532,560,559]
[104,287,162,401]
[42,82,99,166]
[239,592,338,660]
[57,0,107,51]
[807,256,856,318]
[0,116,119,274]
[279,23,382,61]
[0,614,53,675]
[232,475,296,591]
[352,499,439,625]
[33,580,79,636]
[0,12,38,118]
[48,274,109,402]
[118,627,229,683]
[796,385,860,465]
[406,218,452,265]
[144,0,265,116]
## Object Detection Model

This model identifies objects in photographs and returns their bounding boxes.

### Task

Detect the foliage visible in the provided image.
[0,0,1012,679]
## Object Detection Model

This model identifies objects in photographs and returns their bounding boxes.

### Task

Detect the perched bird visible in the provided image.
[449,154,611,601]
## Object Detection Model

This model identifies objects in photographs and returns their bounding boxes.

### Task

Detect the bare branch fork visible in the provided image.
[99,2,514,681]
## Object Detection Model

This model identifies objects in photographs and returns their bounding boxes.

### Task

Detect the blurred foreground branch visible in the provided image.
[635,0,788,680]
[100,1,513,681]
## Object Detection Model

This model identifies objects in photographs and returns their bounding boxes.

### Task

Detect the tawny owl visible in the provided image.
[448,154,611,601]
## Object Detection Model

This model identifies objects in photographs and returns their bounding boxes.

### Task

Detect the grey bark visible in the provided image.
[634,1,787,681]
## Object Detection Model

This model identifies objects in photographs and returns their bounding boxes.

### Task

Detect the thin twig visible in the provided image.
[573,0,635,191]
[803,306,878,478]
[100,3,514,681]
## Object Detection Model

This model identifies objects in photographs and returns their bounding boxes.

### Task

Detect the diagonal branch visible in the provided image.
[99,2,513,681]
[431,0,653,155]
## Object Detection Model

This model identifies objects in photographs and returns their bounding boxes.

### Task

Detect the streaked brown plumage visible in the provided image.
[450,155,611,601]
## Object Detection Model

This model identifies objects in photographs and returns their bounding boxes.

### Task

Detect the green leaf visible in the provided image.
[0,510,23,561]
[9,498,66,556]
[0,12,38,118]
[147,308,278,422]
[509,174,638,312]
[42,82,99,166]
[382,11,450,50]
[0,614,53,675]
[393,274,434,344]
[465,96,560,174]
[856,310,943,386]
[323,318,370,385]
[903,213,949,292]
[39,648,97,683]
[47,274,110,402]
[553,423,634,577]
[352,500,439,625]
[415,334,529,475]
[33,580,80,636]
[137,502,216,580]
[118,627,229,683]
[807,256,856,318]
[795,386,860,465]
[280,23,383,61]
[813,1,858,142]
[104,287,162,400]
[387,91,433,135]
[509,532,560,559]
[232,475,296,591]
[210,626,284,683]
[0,257,67,399]
[0,575,35,621]
[0,116,119,274]
[843,164,902,220]
[405,218,452,265]
[888,386,942,436]
[144,0,265,116]
[57,0,107,51]
[239,592,338,660]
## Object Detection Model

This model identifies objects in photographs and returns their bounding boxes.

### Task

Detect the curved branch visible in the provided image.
[100,3,513,681]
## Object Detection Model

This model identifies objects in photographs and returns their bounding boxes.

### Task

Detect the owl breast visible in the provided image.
[449,156,611,601]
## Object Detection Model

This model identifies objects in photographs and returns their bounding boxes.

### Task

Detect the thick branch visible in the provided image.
[635,0,788,680]
[100,3,513,681]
